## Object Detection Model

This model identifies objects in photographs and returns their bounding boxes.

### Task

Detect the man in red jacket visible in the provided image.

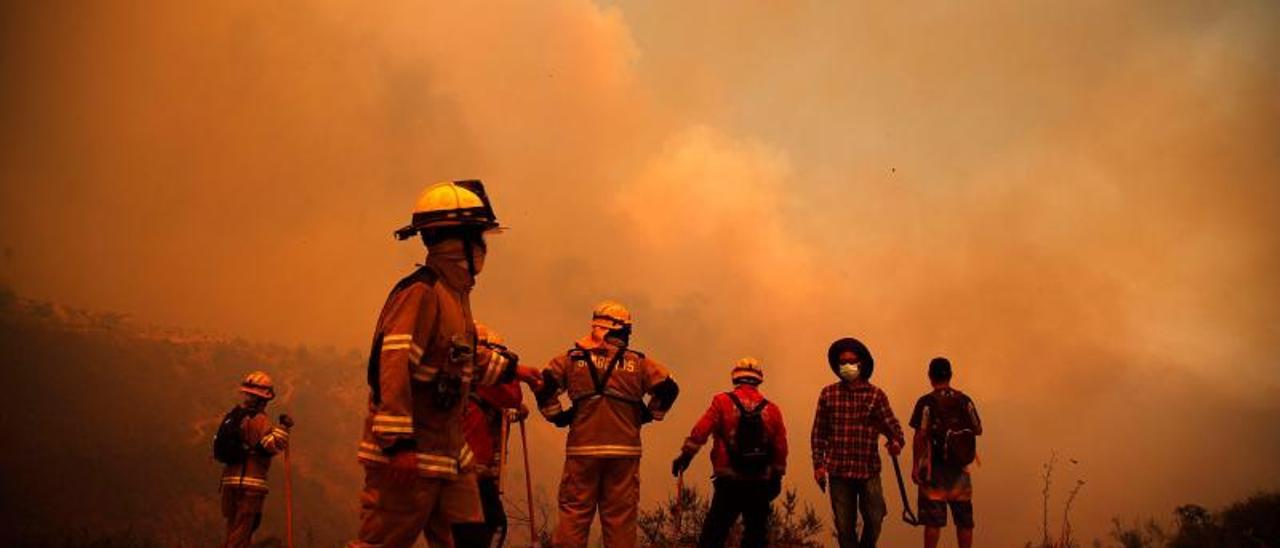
[464,323,527,546]
[672,357,787,548]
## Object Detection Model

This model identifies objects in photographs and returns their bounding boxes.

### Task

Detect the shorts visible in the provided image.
[917,463,974,528]
[918,497,973,528]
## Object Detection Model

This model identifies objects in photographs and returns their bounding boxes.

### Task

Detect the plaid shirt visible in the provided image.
[811,381,905,479]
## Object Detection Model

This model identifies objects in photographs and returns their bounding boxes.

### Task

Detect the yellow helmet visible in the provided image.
[394,179,500,240]
[240,371,275,400]
[731,357,764,384]
[592,300,632,330]
[475,322,504,346]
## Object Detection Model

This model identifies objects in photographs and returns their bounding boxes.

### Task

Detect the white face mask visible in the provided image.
[838,362,861,382]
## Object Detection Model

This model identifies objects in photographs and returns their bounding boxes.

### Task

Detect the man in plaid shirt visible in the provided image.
[811,337,905,548]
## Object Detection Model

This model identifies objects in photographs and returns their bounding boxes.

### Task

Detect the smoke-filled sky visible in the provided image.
[3,1,1278,545]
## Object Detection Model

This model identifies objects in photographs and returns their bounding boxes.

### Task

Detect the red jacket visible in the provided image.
[463,381,523,477]
[680,384,787,478]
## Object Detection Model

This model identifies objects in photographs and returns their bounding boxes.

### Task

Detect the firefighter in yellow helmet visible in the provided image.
[352,180,542,548]
[535,300,680,547]
[214,371,292,548]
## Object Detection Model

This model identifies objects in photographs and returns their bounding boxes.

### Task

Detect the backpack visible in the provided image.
[726,393,772,477]
[212,405,255,465]
[925,389,977,467]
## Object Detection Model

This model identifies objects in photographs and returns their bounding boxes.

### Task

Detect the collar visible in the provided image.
[425,240,475,290]
[840,379,871,391]
[575,335,624,354]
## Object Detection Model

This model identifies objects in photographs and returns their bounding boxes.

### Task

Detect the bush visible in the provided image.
[1106,491,1279,548]
[638,484,824,547]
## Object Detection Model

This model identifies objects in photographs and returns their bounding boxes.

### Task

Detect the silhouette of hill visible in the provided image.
[0,287,364,545]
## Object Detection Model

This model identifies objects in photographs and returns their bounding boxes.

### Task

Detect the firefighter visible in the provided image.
[465,323,527,545]
[352,180,543,548]
[216,371,292,548]
[535,300,680,547]
[671,357,788,548]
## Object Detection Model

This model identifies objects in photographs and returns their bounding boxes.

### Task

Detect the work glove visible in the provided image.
[499,348,520,367]
[514,364,542,391]
[671,452,693,478]
[550,407,576,428]
[515,403,530,422]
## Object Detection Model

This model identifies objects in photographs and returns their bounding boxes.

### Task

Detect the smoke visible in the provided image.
[3,0,1279,544]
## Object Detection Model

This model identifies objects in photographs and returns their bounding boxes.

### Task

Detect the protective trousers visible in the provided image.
[553,457,640,548]
[222,487,265,548]
[350,467,486,548]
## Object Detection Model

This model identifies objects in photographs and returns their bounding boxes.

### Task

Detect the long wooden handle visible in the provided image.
[519,419,536,547]
[498,411,511,493]
[673,473,684,539]
[283,446,294,548]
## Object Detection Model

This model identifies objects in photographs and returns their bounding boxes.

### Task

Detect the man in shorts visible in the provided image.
[909,357,982,548]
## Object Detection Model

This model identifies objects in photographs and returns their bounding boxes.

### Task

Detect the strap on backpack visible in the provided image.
[726,392,768,415]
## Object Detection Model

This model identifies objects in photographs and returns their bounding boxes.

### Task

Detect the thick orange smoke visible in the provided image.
[2,1,1278,545]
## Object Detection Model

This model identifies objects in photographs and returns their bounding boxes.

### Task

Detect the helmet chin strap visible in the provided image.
[463,237,477,278]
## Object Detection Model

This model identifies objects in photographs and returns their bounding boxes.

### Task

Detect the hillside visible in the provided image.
[0,288,366,545]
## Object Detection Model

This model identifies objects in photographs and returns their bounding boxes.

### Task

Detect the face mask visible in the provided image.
[838,362,861,382]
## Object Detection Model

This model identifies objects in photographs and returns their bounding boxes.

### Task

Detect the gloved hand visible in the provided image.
[515,403,530,421]
[550,407,576,428]
[515,365,542,390]
[499,348,521,368]
[639,406,654,425]
[278,414,295,429]
[671,452,693,478]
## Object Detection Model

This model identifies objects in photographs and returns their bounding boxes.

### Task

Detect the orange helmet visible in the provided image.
[394,180,501,240]
[239,371,275,400]
[731,357,764,385]
[591,300,632,330]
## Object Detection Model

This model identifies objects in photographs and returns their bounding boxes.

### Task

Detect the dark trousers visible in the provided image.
[478,476,507,545]
[698,477,776,548]
[828,475,887,548]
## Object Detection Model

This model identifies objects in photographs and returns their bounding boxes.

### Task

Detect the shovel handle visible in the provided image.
[890,453,920,526]
[519,418,537,547]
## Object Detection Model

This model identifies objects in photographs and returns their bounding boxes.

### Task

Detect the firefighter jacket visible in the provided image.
[220,410,289,492]
[357,259,518,479]
[463,380,523,478]
[680,383,788,478]
[537,337,678,458]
